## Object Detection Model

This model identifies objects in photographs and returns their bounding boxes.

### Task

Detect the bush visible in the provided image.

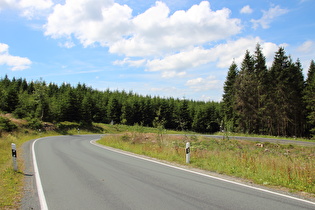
[0,117,17,132]
[26,118,42,130]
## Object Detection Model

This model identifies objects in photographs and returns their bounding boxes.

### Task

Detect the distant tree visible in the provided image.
[176,99,192,131]
[34,80,49,121]
[81,94,93,126]
[107,97,121,124]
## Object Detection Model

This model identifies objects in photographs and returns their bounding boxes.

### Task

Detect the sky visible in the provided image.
[0,0,314,101]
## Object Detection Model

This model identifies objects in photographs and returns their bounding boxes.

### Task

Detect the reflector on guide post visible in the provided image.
[11,143,18,171]
[186,142,190,164]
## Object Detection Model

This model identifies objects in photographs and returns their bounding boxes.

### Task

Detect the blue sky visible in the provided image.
[0,0,314,101]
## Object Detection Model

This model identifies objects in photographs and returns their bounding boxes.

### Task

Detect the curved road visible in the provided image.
[31,135,315,210]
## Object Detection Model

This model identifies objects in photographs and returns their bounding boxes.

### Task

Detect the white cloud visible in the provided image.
[58,40,75,48]
[146,47,213,72]
[0,0,53,18]
[45,0,241,56]
[0,43,32,70]
[297,40,314,53]
[117,37,280,78]
[44,0,244,78]
[45,0,132,46]
[186,76,220,91]
[109,1,241,56]
[210,37,279,68]
[294,41,315,72]
[240,5,253,14]
[43,1,283,79]
[0,0,17,10]
[161,71,186,78]
[113,57,146,67]
[251,5,288,29]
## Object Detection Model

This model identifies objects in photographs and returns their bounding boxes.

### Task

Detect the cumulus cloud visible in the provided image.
[186,76,220,91]
[110,1,241,56]
[251,5,288,29]
[43,1,283,78]
[146,47,213,72]
[0,43,32,70]
[0,0,53,18]
[142,37,279,75]
[297,40,314,53]
[295,41,315,71]
[209,37,279,68]
[240,5,253,14]
[44,0,132,46]
[45,0,241,55]
[113,57,146,67]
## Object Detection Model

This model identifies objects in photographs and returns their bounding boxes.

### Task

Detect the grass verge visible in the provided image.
[98,132,315,196]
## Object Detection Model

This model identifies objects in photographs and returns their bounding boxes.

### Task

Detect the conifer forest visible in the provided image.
[1,44,315,138]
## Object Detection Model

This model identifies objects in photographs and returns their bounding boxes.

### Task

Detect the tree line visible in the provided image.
[0,76,221,133]
[1,44,314,137]
[222,44,315,137]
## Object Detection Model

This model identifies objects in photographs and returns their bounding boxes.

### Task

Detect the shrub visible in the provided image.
[0,117,17,132]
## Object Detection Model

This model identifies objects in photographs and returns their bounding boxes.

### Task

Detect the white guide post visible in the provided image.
[185,142,190,164]
[11,143,18,171]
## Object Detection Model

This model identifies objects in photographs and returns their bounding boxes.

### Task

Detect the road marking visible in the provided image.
[91,139,315,206]
[32,138,49,210]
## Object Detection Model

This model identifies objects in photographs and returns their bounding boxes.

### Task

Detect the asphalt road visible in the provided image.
[31,135,315,210]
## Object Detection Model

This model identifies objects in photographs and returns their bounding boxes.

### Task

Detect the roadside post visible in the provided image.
[185,142,190,164]
[11,143,18,171]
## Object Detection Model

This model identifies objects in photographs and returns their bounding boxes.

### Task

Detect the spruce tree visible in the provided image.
[268,47,305,136]
[253,44,269,134]
[234,50,256,133]
[304,60,315,136]
[107,97,121,124]
[222,61,238,132]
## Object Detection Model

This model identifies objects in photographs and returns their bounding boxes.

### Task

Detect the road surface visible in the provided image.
[31,135,315,210]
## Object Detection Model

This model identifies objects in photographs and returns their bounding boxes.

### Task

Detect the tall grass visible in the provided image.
[0,131,40,208]
[98,133,315,195]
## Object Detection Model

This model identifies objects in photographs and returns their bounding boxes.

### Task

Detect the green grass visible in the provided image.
[0,131,45,209]
[98,132,315,195]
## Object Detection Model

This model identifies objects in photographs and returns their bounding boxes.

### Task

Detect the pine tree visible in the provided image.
[107,97,121,124]
[234,50,256,133]
[176,99,192,131]
[253,44,269,134]
[304,60,315,136]
[268,47,305,136]
[222,61,238,132]
[81,94,93,126]
[287,59,305,136]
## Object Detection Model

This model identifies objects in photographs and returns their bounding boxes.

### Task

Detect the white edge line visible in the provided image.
[32,138,49,210]
[90,139,315,206]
